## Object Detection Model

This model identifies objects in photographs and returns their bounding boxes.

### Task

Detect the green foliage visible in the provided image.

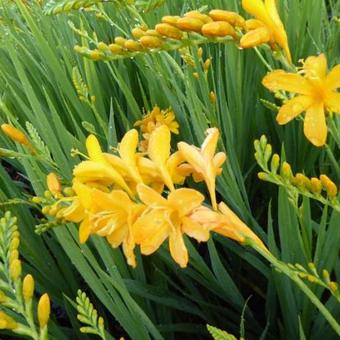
[207,324,237,340]
[76,290,106,339]
[0,0,338,339]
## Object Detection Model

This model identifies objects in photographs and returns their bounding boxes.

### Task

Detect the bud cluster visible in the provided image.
[74,9,245,61]
[255,135,339,212]
[288,262,340,303]
[0,212,51,338]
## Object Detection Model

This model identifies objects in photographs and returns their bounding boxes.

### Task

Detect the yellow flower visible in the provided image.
[73,134,132,195]
[133,184,211,268]
[134,106,179,152]
[241,0,291,63]
[147,125,175,191]
[89,189,145,267]
[262,54,340,146]
[177,128,226,210]
[190,202,267,251]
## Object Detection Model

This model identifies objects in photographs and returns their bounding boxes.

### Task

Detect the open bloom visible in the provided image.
[262,54,340,146]
[89,189,145,267]
[74,134,132,195]
[177,128,226,210]
[241,0,291,63]
[190,202,267,251]
[133,184,212,268]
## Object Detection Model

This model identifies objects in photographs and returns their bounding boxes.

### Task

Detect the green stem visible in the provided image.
[253,47,273,72]
[250,242,340,336]
[325,143,340,181]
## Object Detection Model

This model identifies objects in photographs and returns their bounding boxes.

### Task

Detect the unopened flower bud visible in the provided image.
[140,36,163,48]
[270,153,280,173]
[10,259,21,281]
[131,27,145,39]
[281,162,293,179]
[209,91,216,104]
[114,37,127,46]
[1,124,31,146]
[0,312,17,330]
[203,58,211,72]
[23,274,35,302]
[202,21,236,37]
[209,9,245,28]
[320,175,337,199]
[258,172,270,181]
[293,173,309,188]
[155,23,183,40]
[264,144,272,163]
[108,43,123,54]
[10,237,20,251]
[47,173,61,195]
[89,50,102,61]
[124,40,142,51]
[184,10,212,24]
[310,177,322,194]
[161,15,180,25]
[97,42,109,51]
[176,17,205,33]
[328,281,338,293]
[38,293,50,328]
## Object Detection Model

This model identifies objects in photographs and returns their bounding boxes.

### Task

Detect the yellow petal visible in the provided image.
[218,202,266,250]
[107,225,128,247]
[79,217,91,243]
[168,188,204,216]
[86,135,106,163]
[119,129,143,183]
[245,19,265,30]
[276,95,313,124]
[262,70,314,95]
[148,125,174,190]
[133,210,170,254]
[136,184,168,207]
[122,238,136,268]
[303,54,327,80]
[304,103,327,147]
[264,0,291,63]
[74,161,132,196]
[60,199,85,223]
[325,92,340,113]
[240,27,271,48]
[201,128,219,160]
[169,228,188,268]
[104,154,130,177]
[242,0,272,25]
[92,189,131,212]
[326,64,340,90]
[182,217,210,242]
[72,181,93,210]
[213,152,227,168]
[177,142,205,172]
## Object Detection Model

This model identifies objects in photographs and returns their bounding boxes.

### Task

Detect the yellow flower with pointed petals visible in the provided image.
[134,106,179,152]
[262,54,340,146]
[133,184,211,268]
[241,0,291,63]
[147,125,175,191]
[118,129,143,184]
[189,202,267,251]
[90,189,145,267]
[177,128,226,210]
[73,134,132,195]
